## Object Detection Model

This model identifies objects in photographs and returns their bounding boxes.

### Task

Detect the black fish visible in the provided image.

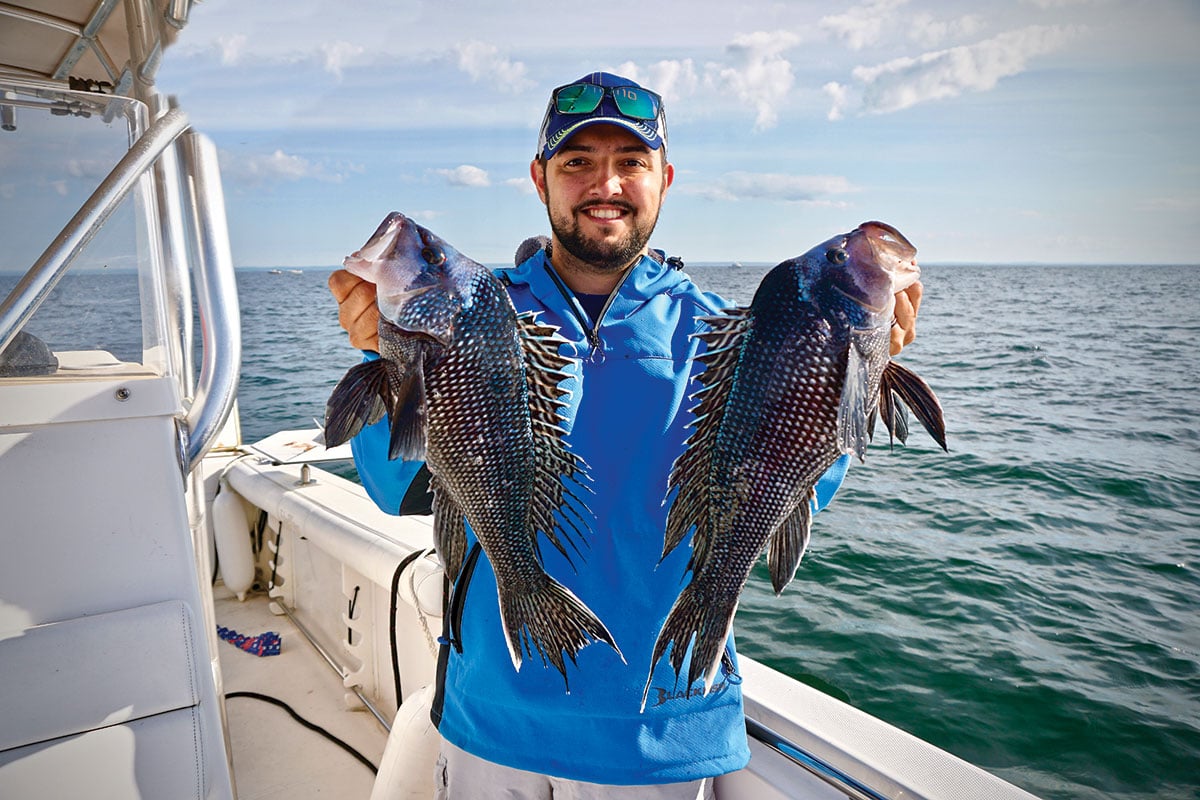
[325,212,620,685]
[644,221,946,708]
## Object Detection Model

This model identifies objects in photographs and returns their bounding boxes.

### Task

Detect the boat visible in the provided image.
[0,3,1042,798]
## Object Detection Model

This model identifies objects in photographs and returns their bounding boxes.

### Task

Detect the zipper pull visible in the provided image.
[586,334,606,364]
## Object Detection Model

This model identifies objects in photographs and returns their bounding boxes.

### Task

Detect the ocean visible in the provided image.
[7,263,1199,800]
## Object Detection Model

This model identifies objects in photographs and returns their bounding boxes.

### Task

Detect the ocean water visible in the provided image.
[7,263,1199,800]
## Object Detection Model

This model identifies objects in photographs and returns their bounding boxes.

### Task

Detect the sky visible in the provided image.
[11,0,1200,269]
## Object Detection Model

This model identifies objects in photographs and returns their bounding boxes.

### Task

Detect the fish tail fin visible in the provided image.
[499,575,621,691]
[880,361,947,451]
[641,584,737,712]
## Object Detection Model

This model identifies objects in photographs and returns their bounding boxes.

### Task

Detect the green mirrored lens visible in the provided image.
[553,84,660,120]
[610,87,659,120]
[556,84,604,114]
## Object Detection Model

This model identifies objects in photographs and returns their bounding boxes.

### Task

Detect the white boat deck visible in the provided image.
[215,587,388,799]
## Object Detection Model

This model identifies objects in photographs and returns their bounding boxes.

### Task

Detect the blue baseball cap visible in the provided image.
[537,72,667,160]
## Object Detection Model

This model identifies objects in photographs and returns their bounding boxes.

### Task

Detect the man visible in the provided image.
[329,71,921,799]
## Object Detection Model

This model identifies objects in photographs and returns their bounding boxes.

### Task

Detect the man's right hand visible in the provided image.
[328,269,380,352]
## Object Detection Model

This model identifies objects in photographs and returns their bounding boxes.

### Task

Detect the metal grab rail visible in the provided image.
[0,102,240,474]
[745,717,891,800]
[0,105,190,356]
[178,131,240,471]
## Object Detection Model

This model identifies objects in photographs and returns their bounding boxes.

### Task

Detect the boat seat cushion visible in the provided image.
[0,707,206,799]
[0,599,204,752]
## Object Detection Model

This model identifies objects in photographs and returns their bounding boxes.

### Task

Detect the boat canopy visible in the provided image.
[0,0,186,90]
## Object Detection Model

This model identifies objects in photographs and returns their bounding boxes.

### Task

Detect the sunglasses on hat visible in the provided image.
[552,82,663,121]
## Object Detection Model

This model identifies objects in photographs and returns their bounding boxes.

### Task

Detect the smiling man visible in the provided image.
[329,71,922,799]
[532,117,674,291]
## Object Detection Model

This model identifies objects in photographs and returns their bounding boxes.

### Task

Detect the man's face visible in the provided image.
[531,124,674,276]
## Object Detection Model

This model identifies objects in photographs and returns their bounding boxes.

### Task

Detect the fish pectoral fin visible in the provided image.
[324,359,392,447]
[881,361,947,451]
[768,490,814,595]
[837,327,890,460]
[875,380,911,448]
[386,363,427,460]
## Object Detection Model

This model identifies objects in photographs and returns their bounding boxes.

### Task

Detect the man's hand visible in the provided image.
[890,281,922,356]
[328,269,380,352]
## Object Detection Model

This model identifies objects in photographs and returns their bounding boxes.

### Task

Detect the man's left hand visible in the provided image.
[890,281,922,356]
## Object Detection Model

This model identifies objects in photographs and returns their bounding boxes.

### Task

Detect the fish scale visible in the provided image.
[644,222,947,710]
[325,212,620,688]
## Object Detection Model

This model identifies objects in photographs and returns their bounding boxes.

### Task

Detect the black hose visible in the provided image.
[389,548,429,708]
[226,690,378,775]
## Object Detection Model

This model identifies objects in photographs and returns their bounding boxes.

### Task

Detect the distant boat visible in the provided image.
[268,268,283,274]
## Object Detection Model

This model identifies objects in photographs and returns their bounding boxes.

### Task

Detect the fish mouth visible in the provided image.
[852,221,919,285]
[831,221,920,312]
[860,221,917,262]
[343,212,405,275]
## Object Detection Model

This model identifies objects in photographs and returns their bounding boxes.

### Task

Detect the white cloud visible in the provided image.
[909,12,985,47]
[321,41,365,80]
[455,41,532,93]
[217,34,247,66]
[821,0,986,50]
[218,149,345,185]
[435,165,491,188]
[614,59,700,105]
[823,81,851,122]
[820,0,909,51]
[65,158,115,180]
[829,24,1079,117]
[688,171,856,204]
[706,31,800,130]
[504,177,536,195]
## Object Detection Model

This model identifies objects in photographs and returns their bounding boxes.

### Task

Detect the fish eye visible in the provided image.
[421,246,446,266]
[825,247,848,265]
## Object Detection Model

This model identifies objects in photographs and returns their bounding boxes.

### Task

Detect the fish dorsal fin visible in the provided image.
[767,488,814,595]
[663,307,753,563]
[515,311,593,565]
[838,326,891,461]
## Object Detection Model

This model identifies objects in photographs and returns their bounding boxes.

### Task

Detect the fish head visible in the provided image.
[808,221,919,317]
[343,211,475,344]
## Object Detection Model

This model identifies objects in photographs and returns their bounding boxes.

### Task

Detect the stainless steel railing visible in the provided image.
[745,717,891,800]
[178,131,241,471]
[0,99,241,475]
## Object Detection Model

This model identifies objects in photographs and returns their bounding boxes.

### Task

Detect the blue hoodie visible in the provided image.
[351,248,848,784]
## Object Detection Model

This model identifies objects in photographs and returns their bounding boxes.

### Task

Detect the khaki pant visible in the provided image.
[434,739,715,800]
